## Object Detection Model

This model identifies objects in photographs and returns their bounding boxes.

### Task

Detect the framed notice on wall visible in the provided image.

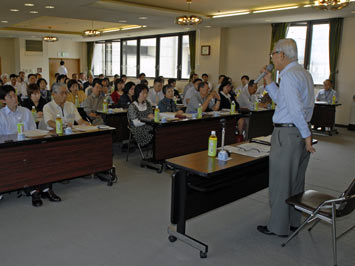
[201,45,211,56]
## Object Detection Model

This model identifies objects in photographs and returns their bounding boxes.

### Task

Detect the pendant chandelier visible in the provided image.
[83,21,102,37]
[314,0,350,10]
[43,27,58,42]
[176,0,202,26]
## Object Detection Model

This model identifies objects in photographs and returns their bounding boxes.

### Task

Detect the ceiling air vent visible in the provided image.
[25,40,43,52]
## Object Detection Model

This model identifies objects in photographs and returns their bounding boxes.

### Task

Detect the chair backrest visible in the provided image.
[337,178,355,217]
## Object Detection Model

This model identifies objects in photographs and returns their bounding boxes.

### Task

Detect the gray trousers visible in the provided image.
[267,127,310,235]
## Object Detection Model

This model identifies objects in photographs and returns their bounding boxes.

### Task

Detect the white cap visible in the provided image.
[211,130,216,135]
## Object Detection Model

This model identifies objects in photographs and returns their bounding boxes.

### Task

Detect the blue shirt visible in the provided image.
[0,105,36,135]
[266,61,314,138]
[315,89,336,103]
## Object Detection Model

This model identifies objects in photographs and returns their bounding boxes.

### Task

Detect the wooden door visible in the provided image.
[49,58,80,86]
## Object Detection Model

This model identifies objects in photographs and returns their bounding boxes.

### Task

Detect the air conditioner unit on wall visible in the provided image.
[25,40,43,52]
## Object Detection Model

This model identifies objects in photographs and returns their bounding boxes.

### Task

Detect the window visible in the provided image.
[286,21,330,84]
[92,43,105,76]
[140,38,156,77]
[112,42,121,76]
[91,32,193,79]
[181,35,191,79]
[159,36,178,78]
[122,40,137,77]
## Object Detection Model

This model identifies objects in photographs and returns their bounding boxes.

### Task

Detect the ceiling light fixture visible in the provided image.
[176,0,202,26]
[212,11,250,18]
[253,6,299,14]
[138,16,148,20]
[83,21,102,37]
[29,11,38,14]
[121,26,143,31]
[10,9,19,12]
[43,27,58,42]
[314,0,350,10]
[45,6,55,9]
[24,3,34,7]
[119,20,127,23]
[1,21,9,23]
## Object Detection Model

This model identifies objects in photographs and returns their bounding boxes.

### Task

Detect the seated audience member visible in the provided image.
[147,77,164,105]
[44,83,89,129]
[21,84,46,118]
[183,78,202,105]
[101,78,114,105]
[235,75,249,94]
[111,74,119,87]
[158,84,184,113]
[28,73,37,85]
[0,85,36,134]
[121,74,127,84]
[216,74,226,89]
[315,79,337,103]
[84,74,94,90]
[237,80,259,110]
[0,85,61,207]
[36,73,42,80]
[140,79,149,87]
[7,74,20,92]
[72,73,78,81]
[111,78,125,105]
[218,78,239,111]
[186,82,221,113]
[256,79,267,96]
[79,72,87,84]
[82,79,105,125]
[127,84,154,147]
[137,73,146,84]
[98,74,105,80]
[202,73,213,91]
[118,82,135,109]
[183,73,198,98]
[37,78,51,103]
[1,73,9,85]
[17,71,27,97]
[168,78,182,104]
[67,79,87,106]
[56,74,66,84]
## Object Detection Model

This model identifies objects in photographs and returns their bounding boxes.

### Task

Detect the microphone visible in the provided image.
[254,64,274,84]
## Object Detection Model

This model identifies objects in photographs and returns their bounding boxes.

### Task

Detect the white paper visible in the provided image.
[224,143,270,158]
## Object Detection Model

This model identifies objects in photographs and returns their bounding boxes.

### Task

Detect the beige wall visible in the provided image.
[336,17,355,125]
[0,38,16,75]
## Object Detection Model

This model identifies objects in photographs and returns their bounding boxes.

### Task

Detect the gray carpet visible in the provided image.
[0,128,354,266]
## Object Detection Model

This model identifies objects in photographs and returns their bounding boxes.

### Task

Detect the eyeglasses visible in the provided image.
[270,51,281,58]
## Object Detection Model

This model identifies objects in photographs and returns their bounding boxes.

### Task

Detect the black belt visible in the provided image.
[274,123,295,127]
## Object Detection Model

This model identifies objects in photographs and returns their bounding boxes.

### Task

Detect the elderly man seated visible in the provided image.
[0,85,61,207]
[315,79,337,104]
[43,82,89,129]
[186,81,221,113]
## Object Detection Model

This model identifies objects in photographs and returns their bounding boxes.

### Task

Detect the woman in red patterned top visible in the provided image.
[111,78,124,104]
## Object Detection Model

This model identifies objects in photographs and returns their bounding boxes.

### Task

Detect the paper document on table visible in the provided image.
[251,135,272,145]
[224,143,270,158]
[160,112,176,119]
[72,125,99,132]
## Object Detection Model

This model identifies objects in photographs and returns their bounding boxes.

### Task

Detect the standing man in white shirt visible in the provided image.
[147,77,164,106]
[57,60,68,76]
[257,38,315,237]
[43,83,89,129]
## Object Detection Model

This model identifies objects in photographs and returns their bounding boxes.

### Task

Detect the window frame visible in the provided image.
[287,19,330,84]
[92,31,194,80]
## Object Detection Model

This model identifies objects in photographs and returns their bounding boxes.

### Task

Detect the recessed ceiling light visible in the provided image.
[10,9,19,12]
[138,16,148,20]
[24,3,34,7]
[29,11,38,14]
[205,25,212,28]
[45,6,55,9]
[1,21,9,23]
[119,20,127,23]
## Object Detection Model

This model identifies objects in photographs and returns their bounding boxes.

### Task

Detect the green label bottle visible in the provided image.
[75,95,79,107]
[103,98,108,113]
[332,95,336,104]
[231,101,236,114]
[56,114,63,135]
[31,106,37,120]
[154,107,160,122]
[208,130,217,157]
[197,104,202,118]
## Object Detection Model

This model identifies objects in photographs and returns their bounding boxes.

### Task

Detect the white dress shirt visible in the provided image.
[0,106,36,135]
[183,86,198,105]
[237,86,257,110]
[58,65,68,76]
[43,100,82,128]
[148,88,164,106]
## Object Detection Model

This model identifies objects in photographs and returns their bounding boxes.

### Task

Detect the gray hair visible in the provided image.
[51,82,67,94]
[274,38,298,62]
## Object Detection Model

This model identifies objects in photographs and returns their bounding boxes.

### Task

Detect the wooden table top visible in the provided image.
[166,143,268,177]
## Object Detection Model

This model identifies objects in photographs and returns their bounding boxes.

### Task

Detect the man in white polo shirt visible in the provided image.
[43,83,89,129]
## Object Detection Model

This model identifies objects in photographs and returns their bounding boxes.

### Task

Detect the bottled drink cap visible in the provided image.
[211,130,216,135]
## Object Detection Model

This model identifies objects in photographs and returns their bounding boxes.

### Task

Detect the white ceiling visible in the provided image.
[0,0,354,41]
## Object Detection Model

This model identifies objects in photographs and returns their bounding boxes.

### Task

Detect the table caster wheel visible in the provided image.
[107,181,113,186]
[140,162,146,168]
[200,251,207,258]
[168,235,177,242]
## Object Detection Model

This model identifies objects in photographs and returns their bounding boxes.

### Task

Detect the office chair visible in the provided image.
[282,179,355,266]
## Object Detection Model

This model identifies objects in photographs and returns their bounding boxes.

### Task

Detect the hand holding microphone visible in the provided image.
[254,64,274,85]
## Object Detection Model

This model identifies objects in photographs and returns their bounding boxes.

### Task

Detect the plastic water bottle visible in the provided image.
[332,95,336,104]
[56,114,63,135]
[154,106,160,122]
[31,106,37,120]
[17,116,24,139]
[271,101,275,110]
[103,97,108,113]
[230,101,236,114]
[75,95,79,107]
[208,131,217,157]
[197,104,202,119]
[254,101,259,111]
